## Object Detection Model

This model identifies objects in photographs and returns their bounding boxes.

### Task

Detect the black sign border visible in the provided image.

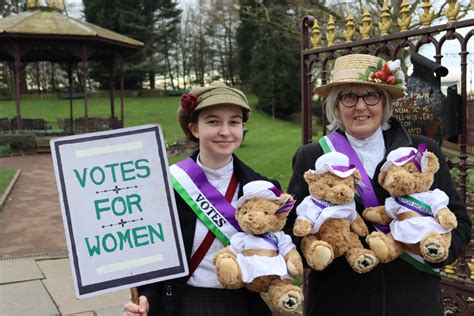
[54,126,186,295]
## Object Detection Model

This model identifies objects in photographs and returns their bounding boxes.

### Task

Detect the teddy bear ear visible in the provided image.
[424,152,440,174]
[304,170,318,182]
[352,169,362,181]
[277,193,294,204]
[378,171,387,186]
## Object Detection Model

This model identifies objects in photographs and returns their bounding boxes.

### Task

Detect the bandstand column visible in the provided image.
[81,46,89,132]
[13,44,22,130]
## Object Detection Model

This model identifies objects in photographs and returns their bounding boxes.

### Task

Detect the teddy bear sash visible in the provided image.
[319,132,440,277]
[170,158,241,246]
[388,191,451,244]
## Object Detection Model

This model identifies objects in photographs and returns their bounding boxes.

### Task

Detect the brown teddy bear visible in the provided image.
[293,152,378,273]
[213,180,304,314]
[363,145,458,264]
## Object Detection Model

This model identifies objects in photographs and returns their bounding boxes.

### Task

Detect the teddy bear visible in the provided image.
[292,152,378,273]
[213,180,304,314]
[363,145,458,264]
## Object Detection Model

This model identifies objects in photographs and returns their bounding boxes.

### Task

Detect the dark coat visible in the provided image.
[138,151,276,316]
[286,118,472,316]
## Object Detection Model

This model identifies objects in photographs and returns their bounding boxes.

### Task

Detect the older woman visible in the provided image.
[287,54,471,316]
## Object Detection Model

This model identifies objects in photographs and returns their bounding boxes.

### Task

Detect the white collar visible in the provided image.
[196,154,234,180]
[345,127,384,148]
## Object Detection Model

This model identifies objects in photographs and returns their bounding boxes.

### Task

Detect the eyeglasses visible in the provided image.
[339,92,382,108]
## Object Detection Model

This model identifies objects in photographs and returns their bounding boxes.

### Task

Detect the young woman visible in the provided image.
[123,82,276,316]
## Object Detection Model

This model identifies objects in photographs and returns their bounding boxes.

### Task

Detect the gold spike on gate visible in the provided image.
[327,15,336,46]
[379,0,392,36]
[311,19,321,49]
[444,0,461,22]
[360,7,373,40]
[344,11,355,42]
[398,0,412,31]
[419,0,435,27]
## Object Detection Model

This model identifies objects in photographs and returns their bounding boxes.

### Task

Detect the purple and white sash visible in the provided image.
[170,158,241,246]
[319,132,389,233]
[312,198,334,209]
[259,232,279,252]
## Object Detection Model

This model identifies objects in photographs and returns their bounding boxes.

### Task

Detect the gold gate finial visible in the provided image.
[444,0,461,22]
[311,19,321,49]
[379,0,392,36]
[327,15,336,46]
[398,0,412,31]
[344,11,355,42]
[443,262,457,278]
[419,0,435,27]
[360,7,373,39]
[468,258,474,280]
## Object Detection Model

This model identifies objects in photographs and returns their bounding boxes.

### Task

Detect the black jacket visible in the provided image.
[286,118,471,316]
[138,151,276,315]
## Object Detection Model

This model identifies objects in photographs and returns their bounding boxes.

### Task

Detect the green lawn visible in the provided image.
[0,95,322,190]
[0,169,17,199]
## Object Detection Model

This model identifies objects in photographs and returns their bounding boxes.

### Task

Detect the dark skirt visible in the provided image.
[178,286,272,316]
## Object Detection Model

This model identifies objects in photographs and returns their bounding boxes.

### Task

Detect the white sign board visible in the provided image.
[50,124,188,298]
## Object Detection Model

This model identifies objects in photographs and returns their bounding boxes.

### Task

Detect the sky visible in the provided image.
[63,0,473,94]
[64,0,191,18]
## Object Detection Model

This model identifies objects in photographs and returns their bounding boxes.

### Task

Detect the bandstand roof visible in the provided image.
[0,9,143,62]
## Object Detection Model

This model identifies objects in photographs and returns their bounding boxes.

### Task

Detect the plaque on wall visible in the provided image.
[393,53,449,142]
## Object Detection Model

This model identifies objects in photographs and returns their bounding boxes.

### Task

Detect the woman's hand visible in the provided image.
[122,296,149,316]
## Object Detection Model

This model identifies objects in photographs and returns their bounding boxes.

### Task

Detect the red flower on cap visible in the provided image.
[181,93,198,113]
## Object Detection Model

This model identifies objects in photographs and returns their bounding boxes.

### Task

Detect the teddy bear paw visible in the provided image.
[420,238,448,263]
[366,232,395,263]
[216,258,243,289]
[436,209,458,229]
[352,252,378,273]
[293,219,312,237]
[304,240,334,271]
[273,288,303,313]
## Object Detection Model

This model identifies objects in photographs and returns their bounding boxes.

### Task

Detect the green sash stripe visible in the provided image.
[399,253,440,278]
[402,195,432,213]
[171,176,230,246]
[319,137,331,154]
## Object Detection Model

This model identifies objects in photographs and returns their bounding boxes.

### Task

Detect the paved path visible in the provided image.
[0,154,129,315]
[0,154,66,258]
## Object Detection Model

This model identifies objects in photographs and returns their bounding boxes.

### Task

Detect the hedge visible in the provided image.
[0,134,37,153]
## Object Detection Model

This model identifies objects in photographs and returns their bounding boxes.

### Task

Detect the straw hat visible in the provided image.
[177,81,251,140]
[314,54,406,99]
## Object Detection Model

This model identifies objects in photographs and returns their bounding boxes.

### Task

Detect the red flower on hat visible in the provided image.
[363,59,404,87]
[181,93,198,113]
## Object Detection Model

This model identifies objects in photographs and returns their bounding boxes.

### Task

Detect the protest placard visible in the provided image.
[50,124,188,298]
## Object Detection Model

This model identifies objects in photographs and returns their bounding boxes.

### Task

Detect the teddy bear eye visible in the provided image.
[328,184,334,188]
[264,211,269,215]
